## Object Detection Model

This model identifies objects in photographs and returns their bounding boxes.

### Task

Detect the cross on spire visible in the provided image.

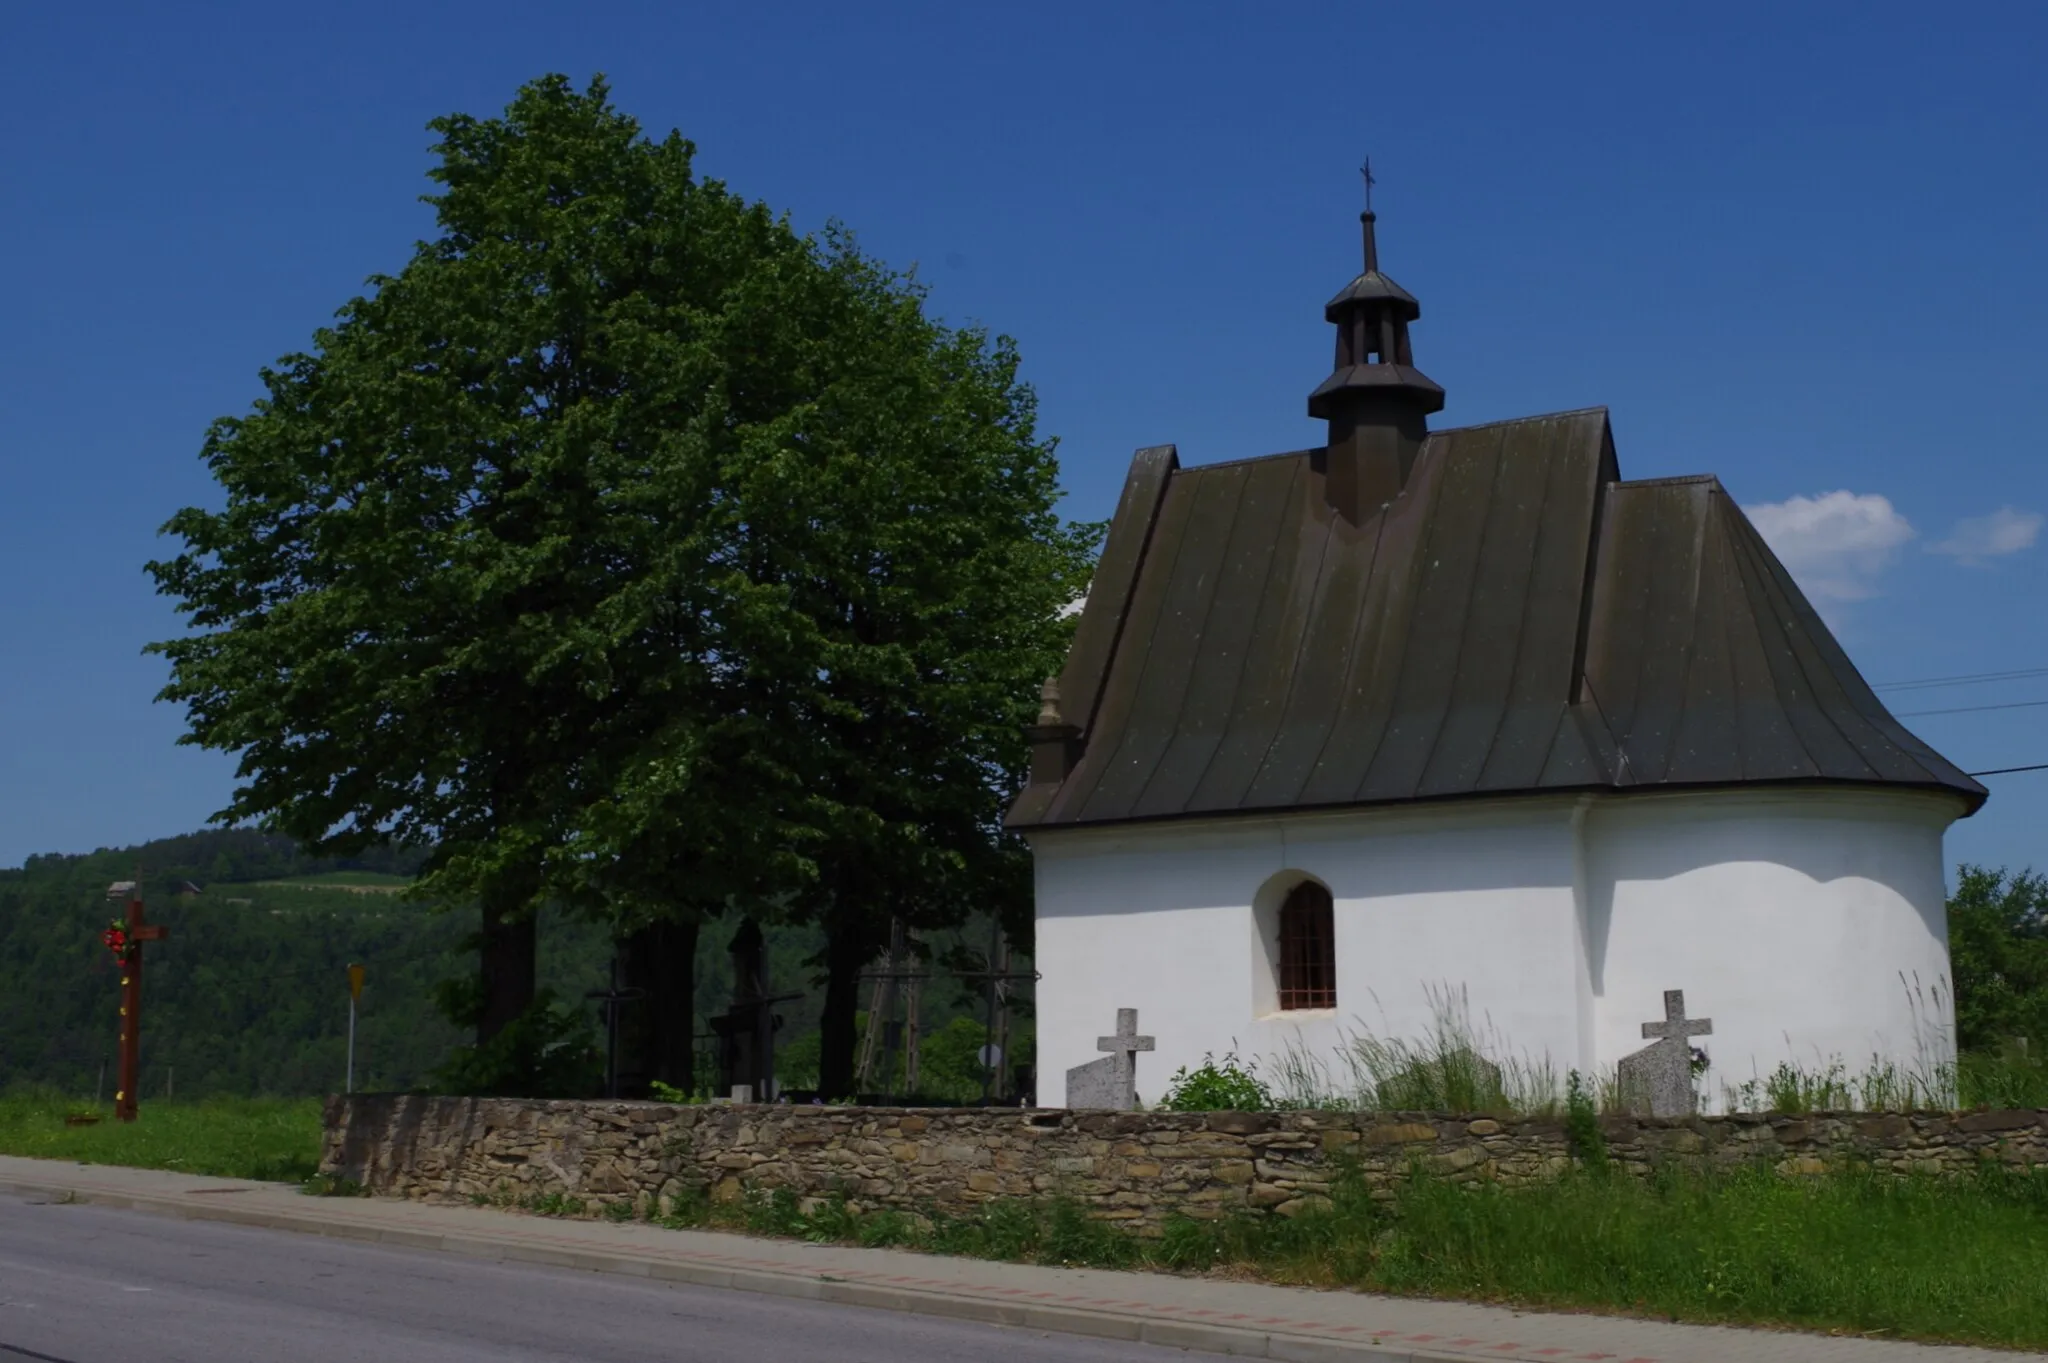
[1360,156,1375,214]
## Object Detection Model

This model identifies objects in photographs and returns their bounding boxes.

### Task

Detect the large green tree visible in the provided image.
[703,235,1094,1095]
[149,76,809,1071]
[149,74,1094,1094]
[1948,865,2048,1051]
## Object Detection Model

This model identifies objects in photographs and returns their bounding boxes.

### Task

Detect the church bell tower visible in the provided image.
[1307,180,1445,521]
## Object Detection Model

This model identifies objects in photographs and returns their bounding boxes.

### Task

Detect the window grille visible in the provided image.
[1277,881,1336,1010]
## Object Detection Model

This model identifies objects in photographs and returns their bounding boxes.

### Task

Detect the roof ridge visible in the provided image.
[1169,407,1615,477]
[1170,446,1321,473]
[1426,406,1610,437]
[1612,473,1722,490]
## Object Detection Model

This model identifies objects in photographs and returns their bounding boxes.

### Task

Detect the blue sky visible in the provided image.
[2,2,2044,873]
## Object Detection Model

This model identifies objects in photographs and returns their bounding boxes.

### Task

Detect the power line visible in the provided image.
[1893,698,2048,719]
[1968,762,2048,777]
[1875,666,2048,692]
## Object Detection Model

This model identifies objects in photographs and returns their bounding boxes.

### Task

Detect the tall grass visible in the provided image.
[1263,984,1564,1115]
[1237,974,2044,1117]
[0,1088,322,1182]
[648,1160,2048,1350]
[1958,1045,2048,1108]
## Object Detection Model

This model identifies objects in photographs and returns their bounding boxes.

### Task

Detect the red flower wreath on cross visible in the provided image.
[102,921,134,966]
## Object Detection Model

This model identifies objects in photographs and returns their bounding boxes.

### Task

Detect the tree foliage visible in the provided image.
[146,74,1096,1087]
[1948,864,2048,1051]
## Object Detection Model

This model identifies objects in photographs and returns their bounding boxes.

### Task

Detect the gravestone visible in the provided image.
[1616,989,1712,1117]
[1065,1007,1153,1109]
[710,919,793,1101]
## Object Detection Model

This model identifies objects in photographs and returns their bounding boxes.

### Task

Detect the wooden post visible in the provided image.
[346,963,365,1094]
[108,879,168,1123]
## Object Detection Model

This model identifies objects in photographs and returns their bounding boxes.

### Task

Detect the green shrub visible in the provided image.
[1159,1052,1271,1111]
[431,990,601,1098]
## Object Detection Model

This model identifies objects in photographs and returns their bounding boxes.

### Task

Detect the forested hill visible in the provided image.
[12,827,430,888]
[0,829,607,1096]
[0,828,1014,1100]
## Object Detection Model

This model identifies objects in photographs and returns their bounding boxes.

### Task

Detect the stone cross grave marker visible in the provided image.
[1616,989,1712,1117]
[1065,1008,1153,1110]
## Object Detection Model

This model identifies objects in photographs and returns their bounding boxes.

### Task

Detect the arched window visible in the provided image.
[1277,881,1336,1010]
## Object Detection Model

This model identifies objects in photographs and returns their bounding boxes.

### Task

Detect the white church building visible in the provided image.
[1007,208,1984,1111]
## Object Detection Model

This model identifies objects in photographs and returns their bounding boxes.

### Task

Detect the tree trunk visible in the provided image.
[620,916,701,1096]
[477,890,538,1045]
[817,912,873,1100]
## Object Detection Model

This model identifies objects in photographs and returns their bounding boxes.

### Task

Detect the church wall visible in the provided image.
[1033,785,1968,1111]
[1031,799,1587,1108]
[1583,788,1965,1111]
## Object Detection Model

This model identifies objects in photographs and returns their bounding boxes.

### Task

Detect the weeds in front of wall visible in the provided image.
[631,1160,2048,1351]
[1564,1070,1607,1170]
[524,1191,587,1218]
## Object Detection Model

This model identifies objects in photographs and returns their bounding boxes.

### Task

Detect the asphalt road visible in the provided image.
[0,1198,1229,1363]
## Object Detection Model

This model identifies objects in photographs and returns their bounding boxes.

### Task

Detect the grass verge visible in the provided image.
[616,1160,2048,1352]
[0,1092,322,1183]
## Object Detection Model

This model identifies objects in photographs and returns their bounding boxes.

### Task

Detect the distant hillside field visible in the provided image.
[240,872,413,895]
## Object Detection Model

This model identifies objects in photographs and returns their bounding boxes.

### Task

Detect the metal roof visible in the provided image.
[1007,408,1985,831]
[1324,269,1421,319]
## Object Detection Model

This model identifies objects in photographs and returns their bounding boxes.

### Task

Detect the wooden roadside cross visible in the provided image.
[105,878,168,1123]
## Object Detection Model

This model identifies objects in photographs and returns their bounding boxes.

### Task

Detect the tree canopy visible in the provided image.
[1948,865,2048,1051]
[147,74,1095,1092]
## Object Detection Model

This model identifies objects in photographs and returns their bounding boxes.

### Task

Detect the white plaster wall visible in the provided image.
[1584,789,1963,1110]
[1031,786,1965,1111]
[1030,799,1584,1108]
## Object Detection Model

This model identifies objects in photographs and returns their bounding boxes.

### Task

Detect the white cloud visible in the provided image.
[1743,490,1916,604]
[1927,506,2043,565]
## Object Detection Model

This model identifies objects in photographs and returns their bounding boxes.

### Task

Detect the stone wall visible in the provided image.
[323,1097,2048,1227]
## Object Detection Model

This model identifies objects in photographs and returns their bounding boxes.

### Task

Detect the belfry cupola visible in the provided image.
[1308,186,1445,520]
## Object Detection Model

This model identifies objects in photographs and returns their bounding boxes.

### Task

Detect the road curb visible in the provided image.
[0,1170,1458,1350]
[0,1170,1483,1363]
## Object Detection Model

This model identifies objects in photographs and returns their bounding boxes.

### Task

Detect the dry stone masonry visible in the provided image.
[324,1096,2048,1229]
